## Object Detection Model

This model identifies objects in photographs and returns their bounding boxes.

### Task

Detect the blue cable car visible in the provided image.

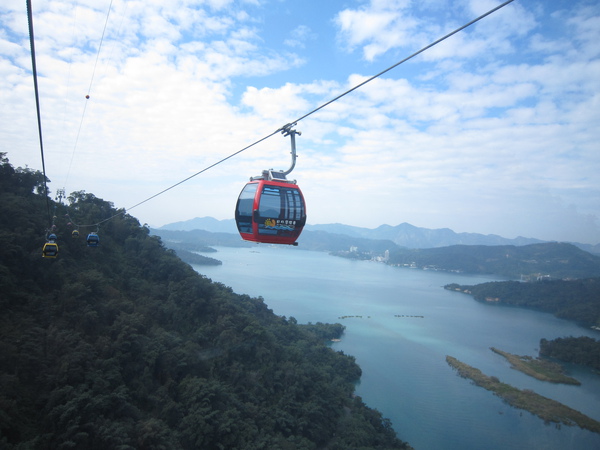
[86,232,100,247]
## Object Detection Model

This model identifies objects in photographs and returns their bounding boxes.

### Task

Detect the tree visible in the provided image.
[0,154,411,449]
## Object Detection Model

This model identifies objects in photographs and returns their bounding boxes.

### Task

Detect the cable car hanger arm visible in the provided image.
[281,125,300,178]
[251,125,301,182]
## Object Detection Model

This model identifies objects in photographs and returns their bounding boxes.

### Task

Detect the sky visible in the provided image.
[1,0,599,244]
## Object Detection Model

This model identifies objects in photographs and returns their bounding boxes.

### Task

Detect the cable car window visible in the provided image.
[258,186,305,218]
[259,186,283,218]
[237,183,258,217]
[283,188,304,220]
[235,183,258,235]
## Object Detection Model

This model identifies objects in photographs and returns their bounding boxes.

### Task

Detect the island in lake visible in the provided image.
[490,347,580,385]
[446,356,600,434]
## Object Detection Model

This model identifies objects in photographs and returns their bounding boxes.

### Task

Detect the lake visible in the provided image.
[194,245,600,449]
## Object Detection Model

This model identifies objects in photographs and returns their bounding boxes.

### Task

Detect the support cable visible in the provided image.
[63,0,114,192]
[87,0,114,97]
[276,0,516,131]
[26,0,52,226]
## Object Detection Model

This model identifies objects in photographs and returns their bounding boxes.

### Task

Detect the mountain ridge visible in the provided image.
[158,217,599,254]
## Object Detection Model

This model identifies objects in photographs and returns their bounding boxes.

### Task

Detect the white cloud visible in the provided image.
[335,1,418,61]
[335,0,536,63]
[284,25,315,48]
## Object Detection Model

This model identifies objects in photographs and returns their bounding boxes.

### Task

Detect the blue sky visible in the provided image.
[1,0,599,244]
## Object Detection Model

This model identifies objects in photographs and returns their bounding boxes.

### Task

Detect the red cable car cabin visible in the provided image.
[235,173,306,245]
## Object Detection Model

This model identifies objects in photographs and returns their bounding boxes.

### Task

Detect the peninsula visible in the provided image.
[490,347,580,385]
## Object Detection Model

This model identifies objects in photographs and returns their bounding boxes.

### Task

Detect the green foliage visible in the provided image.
[0,155,410,449]
[160,242,222,266]
[540,336,600,371]
[446,278,600,326]
[298,322,346,341]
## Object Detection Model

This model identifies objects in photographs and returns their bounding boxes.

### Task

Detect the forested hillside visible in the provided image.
[445,278,600,326]
[0,154,409,449]
[540,336,600,371]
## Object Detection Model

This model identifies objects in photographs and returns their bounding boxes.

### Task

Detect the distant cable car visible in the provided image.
[235,126,306,245]
[42,242,58,258]
[86,232,100,247]
[72,230,80,238]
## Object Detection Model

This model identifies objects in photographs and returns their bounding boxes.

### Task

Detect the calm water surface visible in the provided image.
[195,246,600,449]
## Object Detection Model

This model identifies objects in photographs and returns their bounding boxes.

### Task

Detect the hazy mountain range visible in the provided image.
[158,217,600,254]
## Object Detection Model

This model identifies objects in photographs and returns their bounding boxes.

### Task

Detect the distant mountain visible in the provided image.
[159,217,600,253]
[152,224,600,279]
[152,227,401,256]
[305,222,546,248]
[152,228,252,248]
[159,216,238,233]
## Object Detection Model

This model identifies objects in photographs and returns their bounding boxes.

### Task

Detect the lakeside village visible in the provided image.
[332,246,464,273]
[332,247,423,267]
[332,246,554,281]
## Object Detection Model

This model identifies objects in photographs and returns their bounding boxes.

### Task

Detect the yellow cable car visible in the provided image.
[42,242,59,258]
